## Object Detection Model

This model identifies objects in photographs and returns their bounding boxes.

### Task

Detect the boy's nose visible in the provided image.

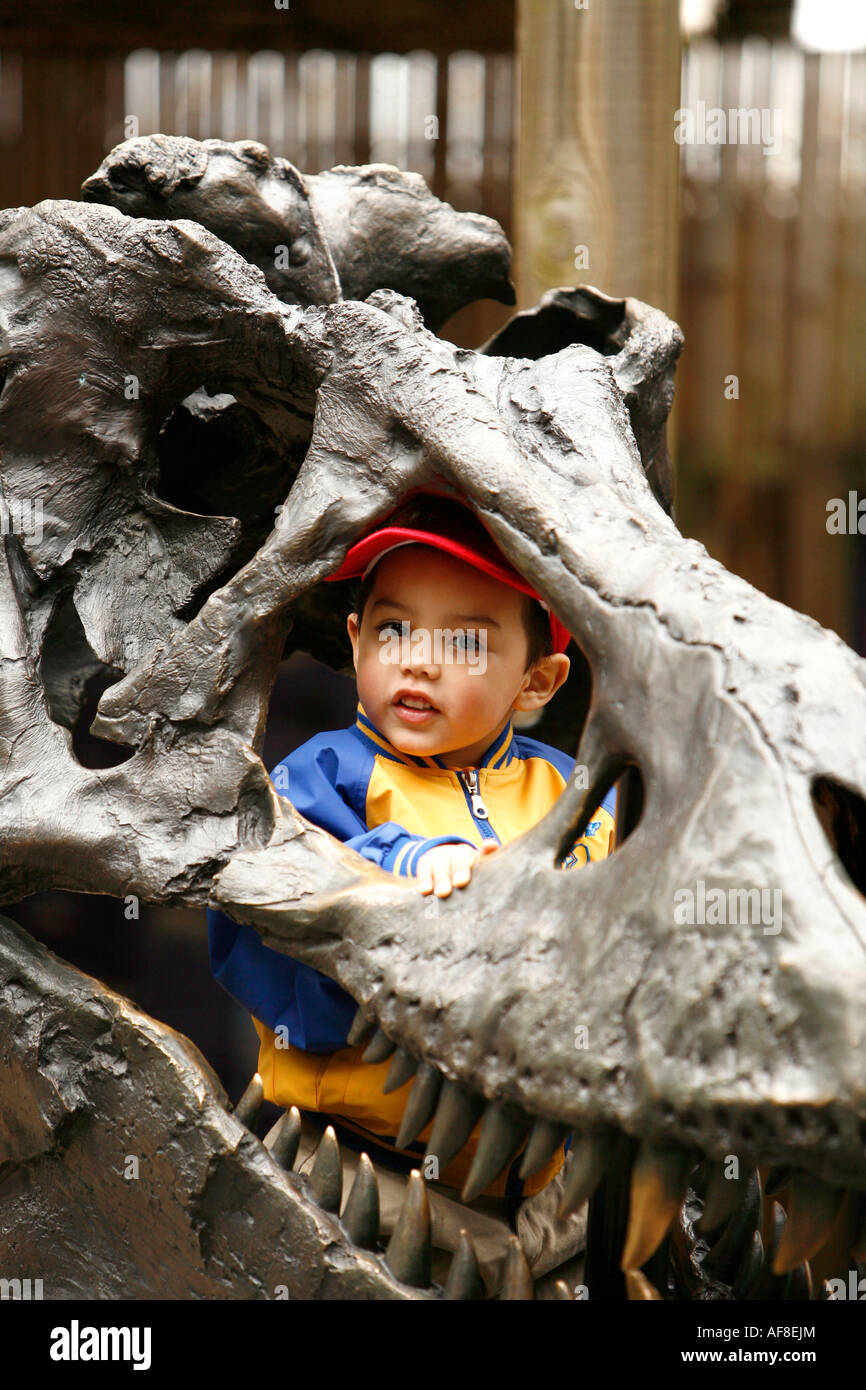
[395,629,441,677]
[401,653,439,676]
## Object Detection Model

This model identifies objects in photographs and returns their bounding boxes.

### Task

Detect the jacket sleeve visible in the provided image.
[272,740,475,876]
[208,737,475,1052]
[352,826,478,876]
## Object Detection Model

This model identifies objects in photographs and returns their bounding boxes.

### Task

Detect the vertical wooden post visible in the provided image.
[513,0,681,320]
[353,54,371,166]
[432,52,450,203]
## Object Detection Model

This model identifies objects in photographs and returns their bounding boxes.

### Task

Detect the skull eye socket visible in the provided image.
[811,775,866,900]
[155,390,310,617]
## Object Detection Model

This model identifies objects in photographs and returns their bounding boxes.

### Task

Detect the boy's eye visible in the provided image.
[451,632,478,654]
[377,619,408,636]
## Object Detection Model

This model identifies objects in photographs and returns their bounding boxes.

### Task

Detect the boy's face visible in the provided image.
[346,545,570,767]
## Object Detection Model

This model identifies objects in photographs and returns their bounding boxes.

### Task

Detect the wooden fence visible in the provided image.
[677,38,866,649]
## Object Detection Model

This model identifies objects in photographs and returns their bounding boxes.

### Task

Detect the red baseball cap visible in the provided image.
[325,492,572,654]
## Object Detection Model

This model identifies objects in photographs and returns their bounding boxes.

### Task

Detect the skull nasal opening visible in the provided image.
[38,589,135,770]
[553,758,644,872]
[812,776,866,900]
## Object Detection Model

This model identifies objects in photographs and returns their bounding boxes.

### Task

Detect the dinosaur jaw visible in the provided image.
[5,896,855,1303]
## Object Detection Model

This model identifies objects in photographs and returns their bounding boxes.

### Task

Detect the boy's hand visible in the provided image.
[416,840,498,897]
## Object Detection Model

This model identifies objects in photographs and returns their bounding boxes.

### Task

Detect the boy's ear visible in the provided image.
[347,612,360,668]
[513,653,570,711]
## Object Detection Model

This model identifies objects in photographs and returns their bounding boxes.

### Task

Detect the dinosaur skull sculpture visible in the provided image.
[0,140,864,1301]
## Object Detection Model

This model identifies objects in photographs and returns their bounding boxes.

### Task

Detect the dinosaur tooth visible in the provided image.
[461,1102,531,1203]
[518,1117,570,1178]
[782,1260,813,1300]
[396,1061,442,1149]
[426,1079,484,1173]
[310,1125,343,1213]
[363,1026,396,1064]
[347,1006,376,1047]
[385,1170,431,1287]
[731,1229,764,1299]
[747,1199,789,1299]
[341,1152,380,1249]
[621,1141,696,1272]
[696,1162,757,1237]
[264,1105,302,1170]
[771,1173,844,1274]
[383,1046,418,1094]
[443,1229,484,1300]
[625,1269,663,1300]
[498,1235,534,1300]
[232,1072,264,1131]
[702,1168,762,1285]
[558,1130,614,1218]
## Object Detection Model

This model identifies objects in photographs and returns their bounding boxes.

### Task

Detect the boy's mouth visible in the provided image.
[393,689,439,723]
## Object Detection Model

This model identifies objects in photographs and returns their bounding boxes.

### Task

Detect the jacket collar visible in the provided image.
[353,702,515,770]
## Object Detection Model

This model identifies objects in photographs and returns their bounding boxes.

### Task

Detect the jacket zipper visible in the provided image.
[457,768,499,842]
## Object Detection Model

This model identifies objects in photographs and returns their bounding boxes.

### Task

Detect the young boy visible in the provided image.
[207,491,616,1253]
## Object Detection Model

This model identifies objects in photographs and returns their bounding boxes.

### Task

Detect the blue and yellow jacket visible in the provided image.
[208,702,616,1198]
